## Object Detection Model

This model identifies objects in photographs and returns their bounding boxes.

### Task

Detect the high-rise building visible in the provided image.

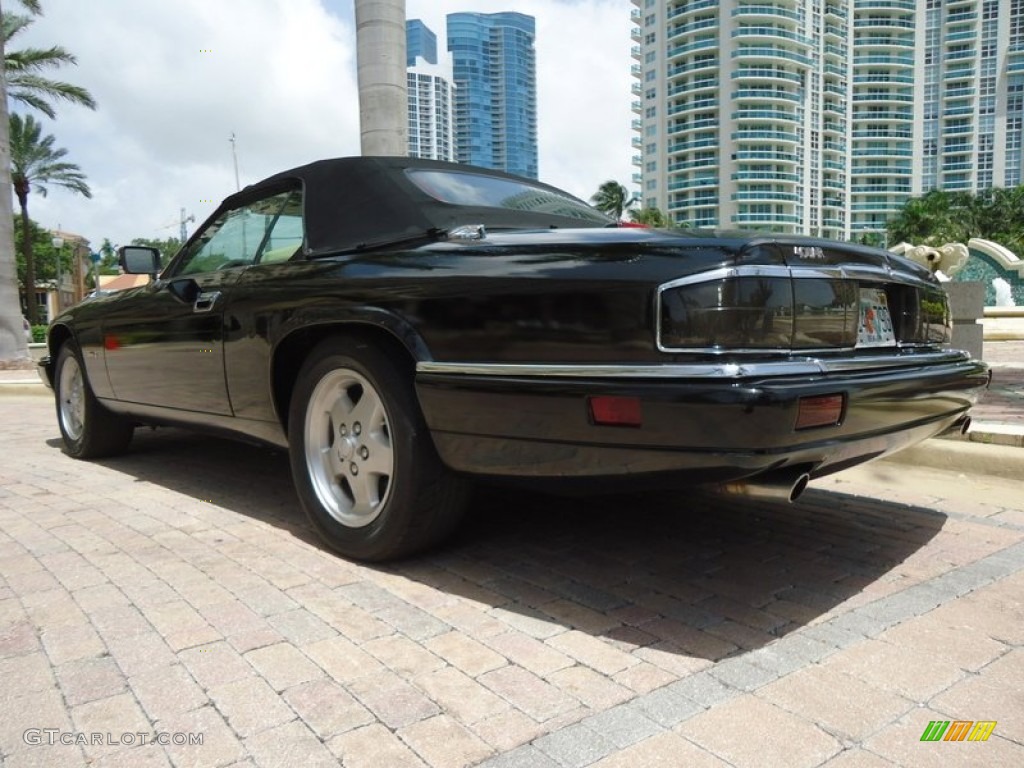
[406,18,438,66]
[447,12,538,179]
[633,0,1024,242]
[407,20,456,162]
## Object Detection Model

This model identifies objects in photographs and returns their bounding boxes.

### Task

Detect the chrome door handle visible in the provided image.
[193,290,221,313]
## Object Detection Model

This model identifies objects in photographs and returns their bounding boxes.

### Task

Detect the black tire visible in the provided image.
[287,336,468,561]
[54,342,134,459]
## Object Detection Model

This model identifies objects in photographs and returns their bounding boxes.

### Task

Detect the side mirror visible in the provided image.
[118,246,161,276]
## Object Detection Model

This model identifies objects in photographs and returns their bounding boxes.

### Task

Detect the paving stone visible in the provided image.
[130,664,207,722]
[483,630,573,676]
[474,744,561,768]
[283,679,374,739]
[470,708,546,752]
[348,670,441,729]
[157,705,245,768]
[399,714,494,768]
[0,688,71,756]
[56,656,127,706]
[70,692,152,760]
[631,684,705,728]
[424,630,507,677]
[589,731,731,768]
[266,608,337,646]
[243,719,336,767]
[547,664,633,711]
[242,642,321,692]
[680,695,841,768]
[303,634,383,683]
[480,665,579,722]
[534,721,617,768]
[363,633,445,678]
[415,665,509,725]
[207,676,294,738]
[581,704,662,749]
[40,623,106,666]
[180,641,253,690]
[821,639,967,703]
[328,723,427,768]
[757,665,915,741]
[545,630,639,676]
[0,652,55,697]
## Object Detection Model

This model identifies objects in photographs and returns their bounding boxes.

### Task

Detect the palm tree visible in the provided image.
[629,206,672,228]
[2,11,97,118]
[590,180,637,221]
[2,0,96,363]
[10,113,91,325]
[0,0,41,364]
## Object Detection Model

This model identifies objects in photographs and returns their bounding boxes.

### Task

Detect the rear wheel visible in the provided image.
[288,337,467,561]
[54,342,134,458]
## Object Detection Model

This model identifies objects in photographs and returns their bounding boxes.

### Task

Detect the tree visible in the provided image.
[590,180,636,221]
[0,0,41,365]
[3,11,97,118]
[12,213,59,285]
[10,113,91,325]
[131,236,183,268]
[629,206,672,228]
[2,0,96,363]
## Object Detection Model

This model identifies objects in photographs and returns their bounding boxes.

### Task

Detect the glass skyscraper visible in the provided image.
[447,12,539,179]
[407,20,456,162]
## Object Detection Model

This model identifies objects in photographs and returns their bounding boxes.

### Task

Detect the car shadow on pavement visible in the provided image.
[69,426,947,662]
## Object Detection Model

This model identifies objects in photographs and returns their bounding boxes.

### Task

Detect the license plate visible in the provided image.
[856,288,896,347]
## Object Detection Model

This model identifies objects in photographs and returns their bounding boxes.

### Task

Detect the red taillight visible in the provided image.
[588,396,642,427]
[796,394,845,430]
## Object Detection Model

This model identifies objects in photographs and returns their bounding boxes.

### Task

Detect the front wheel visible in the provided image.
[288,337,467,561]
[54,342,134,459]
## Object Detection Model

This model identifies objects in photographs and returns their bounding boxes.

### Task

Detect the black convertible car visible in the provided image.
[40,157,989,560]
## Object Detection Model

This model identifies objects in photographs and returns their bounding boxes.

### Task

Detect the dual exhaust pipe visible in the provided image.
[720,468,811,504]
[719,412,973,504]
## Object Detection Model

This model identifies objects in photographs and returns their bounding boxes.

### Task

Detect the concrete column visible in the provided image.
[355,0,408,157]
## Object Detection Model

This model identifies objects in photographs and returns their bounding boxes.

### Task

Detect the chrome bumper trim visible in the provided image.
[416,349,977,380]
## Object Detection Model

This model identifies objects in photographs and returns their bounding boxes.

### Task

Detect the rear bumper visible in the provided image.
[415,351,990,484]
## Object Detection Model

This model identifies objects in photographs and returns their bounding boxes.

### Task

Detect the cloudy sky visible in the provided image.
[14,0,635,249]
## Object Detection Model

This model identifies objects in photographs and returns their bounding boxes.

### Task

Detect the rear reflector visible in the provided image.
[588,396,642,427]
[796,393,845,430]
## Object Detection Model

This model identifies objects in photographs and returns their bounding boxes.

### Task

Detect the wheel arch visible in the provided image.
[270,317,429,433]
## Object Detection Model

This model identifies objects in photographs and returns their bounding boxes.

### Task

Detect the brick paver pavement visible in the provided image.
[1,394,1022,767]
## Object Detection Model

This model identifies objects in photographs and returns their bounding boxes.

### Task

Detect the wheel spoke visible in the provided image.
[346,466,378,516]
[348,389,384,435]
[361,449,393,478]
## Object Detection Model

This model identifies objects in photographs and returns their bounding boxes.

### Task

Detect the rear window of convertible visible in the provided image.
[406,169,610,224]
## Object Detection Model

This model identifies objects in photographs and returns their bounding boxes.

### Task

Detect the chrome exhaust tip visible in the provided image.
[720,469,811,504]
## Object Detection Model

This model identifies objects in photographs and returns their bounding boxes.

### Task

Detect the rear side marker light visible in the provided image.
[588,396,642,427]
[796,394,845,430]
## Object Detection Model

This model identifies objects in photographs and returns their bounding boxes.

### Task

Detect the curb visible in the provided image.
[0,381,48,397]
[879,437,1024,481]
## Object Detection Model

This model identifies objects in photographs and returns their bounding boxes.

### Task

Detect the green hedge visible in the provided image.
[31,325,47,343]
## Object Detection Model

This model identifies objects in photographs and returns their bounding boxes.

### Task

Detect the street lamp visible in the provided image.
[51,235,64,314]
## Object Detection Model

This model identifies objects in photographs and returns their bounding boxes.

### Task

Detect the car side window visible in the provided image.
[255,191,304,264]
[176,190,304,275]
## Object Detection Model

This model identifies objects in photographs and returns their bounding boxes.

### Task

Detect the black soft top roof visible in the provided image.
[218,156,613,256]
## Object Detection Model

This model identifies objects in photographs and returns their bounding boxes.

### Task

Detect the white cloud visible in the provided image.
[13,0,633,248]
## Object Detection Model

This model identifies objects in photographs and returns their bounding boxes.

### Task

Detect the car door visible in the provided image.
[102,189,298,415]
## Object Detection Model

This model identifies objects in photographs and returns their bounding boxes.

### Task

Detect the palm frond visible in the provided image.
[6,73,97,110]
[6,46,78,72]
